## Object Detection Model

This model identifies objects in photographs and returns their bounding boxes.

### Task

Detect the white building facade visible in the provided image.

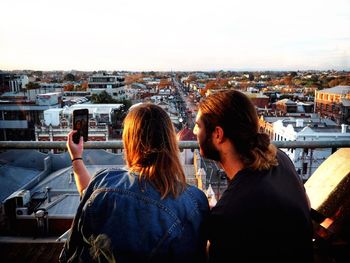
[272,119,350,180]
[88,73,127,100]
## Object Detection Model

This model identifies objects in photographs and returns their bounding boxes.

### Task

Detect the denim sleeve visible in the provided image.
[58,169,108,262]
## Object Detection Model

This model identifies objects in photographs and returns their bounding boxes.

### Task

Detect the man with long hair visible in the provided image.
[193,90,313,262]
[60,103,209,263]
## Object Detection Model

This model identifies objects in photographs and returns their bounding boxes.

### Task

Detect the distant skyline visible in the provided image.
[1,0,350,71]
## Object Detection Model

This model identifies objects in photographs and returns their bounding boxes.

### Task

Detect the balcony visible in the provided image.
[0,140,350,262]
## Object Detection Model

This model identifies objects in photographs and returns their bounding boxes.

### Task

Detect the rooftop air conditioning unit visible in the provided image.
[3,190,31,217]
[12,190,31,207]
[16,207,28,218]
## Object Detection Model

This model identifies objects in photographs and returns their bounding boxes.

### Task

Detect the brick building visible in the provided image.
[315,86,350,124]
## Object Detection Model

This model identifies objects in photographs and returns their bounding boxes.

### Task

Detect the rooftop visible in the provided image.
[1,141,350,262]
[318,85,350,95]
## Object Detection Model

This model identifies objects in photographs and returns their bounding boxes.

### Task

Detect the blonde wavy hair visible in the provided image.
[123,103,186,198]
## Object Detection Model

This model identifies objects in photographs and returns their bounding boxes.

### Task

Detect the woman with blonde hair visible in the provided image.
[60,103,209,263]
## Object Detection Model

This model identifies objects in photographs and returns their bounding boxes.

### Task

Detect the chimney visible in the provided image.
[296,119,304,128]
[341,124,348,134]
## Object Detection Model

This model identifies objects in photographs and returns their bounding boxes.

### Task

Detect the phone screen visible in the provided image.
[72,109,89,144]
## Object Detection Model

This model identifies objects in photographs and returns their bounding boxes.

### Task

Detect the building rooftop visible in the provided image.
[276,98,296,105]
[0,104,60,111]
[0,149,126,203]
[1,142,350,262]
[318,85,350,95]
[263,116,338,128]
[63,103,124,115]
[342,98,350,107]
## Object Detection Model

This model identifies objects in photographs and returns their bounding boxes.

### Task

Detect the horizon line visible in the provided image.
[2,68,350,73]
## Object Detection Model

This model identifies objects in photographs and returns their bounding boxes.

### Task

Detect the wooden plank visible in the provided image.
[305,148,350,217]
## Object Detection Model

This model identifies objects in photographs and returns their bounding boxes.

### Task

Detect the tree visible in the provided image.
[91,91,118,103]
[81,81,89,90]
[289,71,298,78]
[63,84,74,91]
[91,92,132,112]
[26,82,40,90]
[283,76,293,85]
[117,99,132,111]
[159,79,171,89]
[205,80,219,90]
[125,73,144,85]
[75,85,84,91]
[187,75,198,82]
[32,71,43,77]
[64,73,75,81]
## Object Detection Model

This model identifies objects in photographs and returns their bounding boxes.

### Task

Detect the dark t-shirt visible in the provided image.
[208,150,313,263]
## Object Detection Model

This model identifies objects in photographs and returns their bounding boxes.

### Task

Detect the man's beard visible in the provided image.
[199,134,221,162]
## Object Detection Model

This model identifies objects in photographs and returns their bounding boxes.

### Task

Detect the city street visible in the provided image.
[173,77,197,128]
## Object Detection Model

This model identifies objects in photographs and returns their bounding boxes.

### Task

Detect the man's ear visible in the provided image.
[213,126,225,144]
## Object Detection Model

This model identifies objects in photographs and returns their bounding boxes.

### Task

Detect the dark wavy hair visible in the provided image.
[123,103,186,198]
[198,90,278,170]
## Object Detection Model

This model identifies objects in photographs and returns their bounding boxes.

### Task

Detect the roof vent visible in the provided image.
[296,119,304,127]
[341,124,348,134]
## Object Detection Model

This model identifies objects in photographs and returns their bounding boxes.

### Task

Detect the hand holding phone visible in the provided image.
[72,109,89,144]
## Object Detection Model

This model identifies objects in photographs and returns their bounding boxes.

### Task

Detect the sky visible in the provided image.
[1,0,350,71]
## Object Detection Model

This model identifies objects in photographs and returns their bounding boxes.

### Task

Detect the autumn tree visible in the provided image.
[328,77,350,87]
[283,76,293,85]
[125,73,144,85]
[26,82,40,90]
[63,84,74,91]
[339,78,350,86]
[81,81,89,90]
[159,79,171,89]
[205,80,219,90]
[187,75,198,82]
[217,78,229,87]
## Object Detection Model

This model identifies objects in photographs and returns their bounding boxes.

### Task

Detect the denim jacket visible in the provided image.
[59,168,209,263]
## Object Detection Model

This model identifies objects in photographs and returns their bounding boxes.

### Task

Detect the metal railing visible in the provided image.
[0,140,350,150]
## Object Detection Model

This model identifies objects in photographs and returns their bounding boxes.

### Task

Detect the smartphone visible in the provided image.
[72,109,89,144]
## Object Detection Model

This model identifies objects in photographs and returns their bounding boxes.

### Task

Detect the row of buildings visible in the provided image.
[180,78,350,181]
[0,72,350,258]
[0,71,190,142]
[0,72,127,141]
